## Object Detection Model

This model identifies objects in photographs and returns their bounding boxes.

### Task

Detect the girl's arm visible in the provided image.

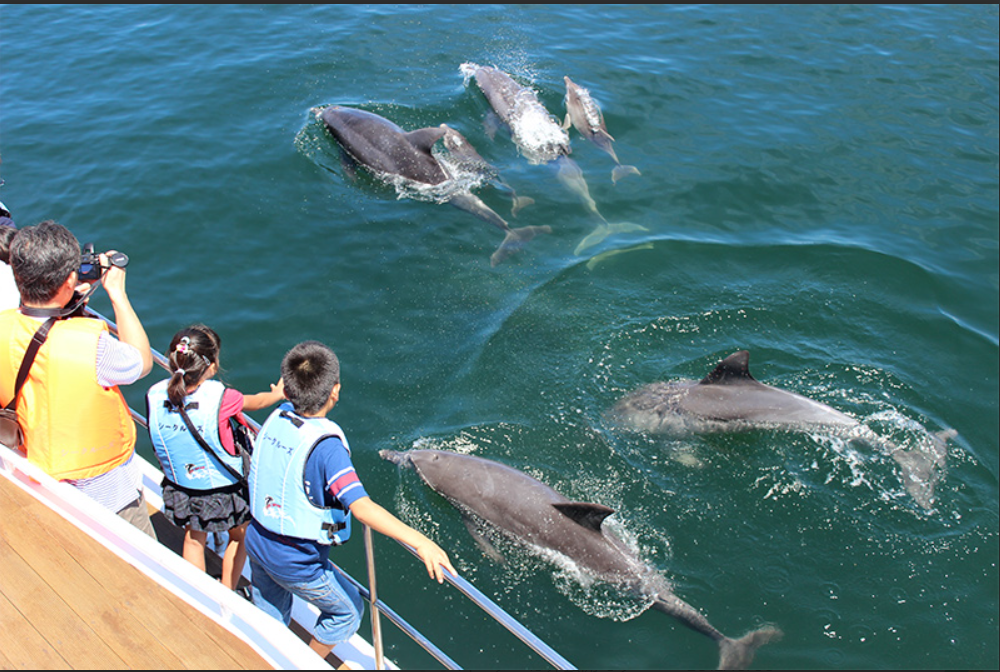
[242,378,284,411]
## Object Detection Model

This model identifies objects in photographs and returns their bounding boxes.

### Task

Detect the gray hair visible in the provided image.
[9,221,80,304]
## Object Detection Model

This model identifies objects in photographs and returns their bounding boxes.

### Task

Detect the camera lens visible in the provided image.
[78,242,101,281]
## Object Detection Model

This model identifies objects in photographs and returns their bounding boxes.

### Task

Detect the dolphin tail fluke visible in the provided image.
[718,627,783,670]
[651,591,779,669]
[511,195,535,218]
[490,225,552,266]
[492,179,534,218]
[574,221,649,256]
[612,164,642,184]
[575,224,612,256]
[891,429,955,510]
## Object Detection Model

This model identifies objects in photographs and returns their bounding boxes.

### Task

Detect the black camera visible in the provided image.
[79,243,128,281]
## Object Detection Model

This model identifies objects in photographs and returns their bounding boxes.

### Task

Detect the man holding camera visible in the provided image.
[0,220,156,536]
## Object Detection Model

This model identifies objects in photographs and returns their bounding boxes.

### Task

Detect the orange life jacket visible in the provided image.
[0,309,136,479]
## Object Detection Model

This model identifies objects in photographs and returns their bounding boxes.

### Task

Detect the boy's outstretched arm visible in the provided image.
[349,496,457,583]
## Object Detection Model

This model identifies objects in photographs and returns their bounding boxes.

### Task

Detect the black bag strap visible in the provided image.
[5,317,58,412]
[173,401,248,483]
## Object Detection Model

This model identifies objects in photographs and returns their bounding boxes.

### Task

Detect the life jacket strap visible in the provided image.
[322,521,347,533]
[280,410,304,428]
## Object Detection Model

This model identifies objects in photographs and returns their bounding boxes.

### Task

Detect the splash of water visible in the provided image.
[507,92,570,165]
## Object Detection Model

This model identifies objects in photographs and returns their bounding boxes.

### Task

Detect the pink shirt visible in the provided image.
[218,387,247,456]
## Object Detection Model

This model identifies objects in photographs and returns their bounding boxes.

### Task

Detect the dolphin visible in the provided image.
[314,105,550,266]
[438,124,535,217]
[461,63,646,253]
[562,76,640,184]
[461,63,571,166]
[609,350,955,509]
[381,448,782,669]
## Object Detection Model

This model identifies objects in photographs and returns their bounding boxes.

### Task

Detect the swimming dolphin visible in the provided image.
[461,63,571,165]
[461,64,646,253]
[562,76,640,184]
[438,124,535,217]
[461,63,591,206]
[314,105,550,266]
[381,448,782,669]
[609,350,955,509]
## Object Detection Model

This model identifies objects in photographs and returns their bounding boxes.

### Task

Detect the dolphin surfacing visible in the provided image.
[461,63,647,254]
[461,63,572,166]
[562,76,640,184]
[314,105,549,266]
[381,448,781,669]
[609,350,955,509]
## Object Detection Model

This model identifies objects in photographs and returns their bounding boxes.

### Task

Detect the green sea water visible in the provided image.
[1,5,997,669]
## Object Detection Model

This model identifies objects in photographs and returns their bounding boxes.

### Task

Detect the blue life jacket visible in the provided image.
[248,402,352,545]
[147,379,243,490]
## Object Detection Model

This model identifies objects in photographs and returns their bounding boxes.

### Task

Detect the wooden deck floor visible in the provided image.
[0,476,272,670]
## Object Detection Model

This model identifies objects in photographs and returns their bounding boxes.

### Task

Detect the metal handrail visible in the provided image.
[88,307,575,670]
[397,543,576,670]
[364,524,386,670]
[335,563,462,670]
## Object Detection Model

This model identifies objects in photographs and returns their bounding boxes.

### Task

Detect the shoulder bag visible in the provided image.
[0,318,57,448]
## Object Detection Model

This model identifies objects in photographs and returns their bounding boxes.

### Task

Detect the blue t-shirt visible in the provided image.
[246,435,368,582]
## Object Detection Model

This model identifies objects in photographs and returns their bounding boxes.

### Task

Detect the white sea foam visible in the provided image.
[507,91,570,165]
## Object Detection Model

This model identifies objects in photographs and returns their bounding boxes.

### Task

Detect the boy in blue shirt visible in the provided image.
[246,340,455,660]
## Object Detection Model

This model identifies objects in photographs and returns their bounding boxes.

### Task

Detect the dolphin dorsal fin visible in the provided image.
[699,350,757,385]
[552,502,615,532]
[404,127,448,154]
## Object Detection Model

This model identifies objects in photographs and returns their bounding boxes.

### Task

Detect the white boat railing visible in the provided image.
[88,308,576,671]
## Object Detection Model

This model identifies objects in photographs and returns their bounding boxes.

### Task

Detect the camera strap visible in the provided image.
[20,279,103,320]
[4,317,58,413]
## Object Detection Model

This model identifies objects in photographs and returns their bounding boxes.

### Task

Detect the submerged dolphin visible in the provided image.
[562,76,640,184]
[461,63,646,254]
[609,350,955,509]
[314,105,550,266]
[381,448,782,669]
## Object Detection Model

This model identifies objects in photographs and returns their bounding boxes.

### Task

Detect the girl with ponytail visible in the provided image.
[146,324,284,591]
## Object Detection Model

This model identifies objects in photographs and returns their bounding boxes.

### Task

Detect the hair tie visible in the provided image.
[175,368,186,377]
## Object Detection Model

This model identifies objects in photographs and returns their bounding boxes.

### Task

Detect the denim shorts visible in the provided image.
[249,558,364,647]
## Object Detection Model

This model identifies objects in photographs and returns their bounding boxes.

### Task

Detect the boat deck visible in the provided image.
[0,475,272,670]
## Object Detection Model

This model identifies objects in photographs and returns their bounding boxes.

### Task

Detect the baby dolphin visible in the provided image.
[563,76,640,183]
[381,448,782,669]
[609,350,955,510]
[438,124,535,217]
[314,105,550,266]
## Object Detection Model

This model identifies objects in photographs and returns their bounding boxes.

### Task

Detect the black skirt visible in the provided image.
[161,478,251,533]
